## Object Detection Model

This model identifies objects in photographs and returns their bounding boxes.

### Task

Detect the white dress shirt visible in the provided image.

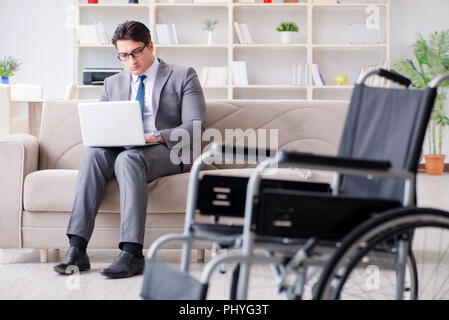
[130,57,160,133]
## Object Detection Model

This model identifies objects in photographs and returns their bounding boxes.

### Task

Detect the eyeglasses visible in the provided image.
[117,45,147,61]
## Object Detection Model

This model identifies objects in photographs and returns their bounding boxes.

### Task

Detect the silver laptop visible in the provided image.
[78,101,146,147]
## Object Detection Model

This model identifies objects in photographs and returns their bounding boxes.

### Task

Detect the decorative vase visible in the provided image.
[207,31,213,45]
[280,31,294,44]
[424,154,446,175]
[1,77,9,84]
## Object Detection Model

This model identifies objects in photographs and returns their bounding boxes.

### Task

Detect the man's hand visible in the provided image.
[144,133,164,144]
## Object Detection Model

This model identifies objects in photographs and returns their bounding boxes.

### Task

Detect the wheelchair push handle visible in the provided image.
[378,69,412,87]
[429,72,449,88]
[358,68,412,87]
[211,143,277,160]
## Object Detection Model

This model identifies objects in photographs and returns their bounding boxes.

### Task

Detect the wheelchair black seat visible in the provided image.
[191,223,243,246]
[256,188,401,240]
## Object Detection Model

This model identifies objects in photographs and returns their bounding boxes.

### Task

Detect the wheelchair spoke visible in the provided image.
[338,265,404,300]
[437,279,449,300]
[434,271,449,299]
[414,227,449,299]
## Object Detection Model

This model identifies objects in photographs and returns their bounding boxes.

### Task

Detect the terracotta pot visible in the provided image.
[424,154,446,175]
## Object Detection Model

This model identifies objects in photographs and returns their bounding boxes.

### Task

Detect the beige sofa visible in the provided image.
[0,99,349,261]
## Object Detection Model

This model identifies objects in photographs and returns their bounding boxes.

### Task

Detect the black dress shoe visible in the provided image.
[100,251,145,279]
[53,247,90,274]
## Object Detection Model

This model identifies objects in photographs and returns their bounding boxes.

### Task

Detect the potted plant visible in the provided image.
[276,22,299,44]
[0,56,21,85]
[202,19,218,45]
[394,30,449,175]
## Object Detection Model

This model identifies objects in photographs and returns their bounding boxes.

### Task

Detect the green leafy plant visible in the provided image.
[394,30,449,155]
[202,19,218,32]
[0,56,21,78]
[276,22,299,33]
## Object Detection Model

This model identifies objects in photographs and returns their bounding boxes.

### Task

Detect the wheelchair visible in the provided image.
[141,69,449,300]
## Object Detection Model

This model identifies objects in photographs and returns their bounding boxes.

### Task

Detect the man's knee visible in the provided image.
[84,147,109,162]
[80,148,112,169]
[114,150,145,172]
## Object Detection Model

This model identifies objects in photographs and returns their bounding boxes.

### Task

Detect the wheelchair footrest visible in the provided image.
[140,258,208,300]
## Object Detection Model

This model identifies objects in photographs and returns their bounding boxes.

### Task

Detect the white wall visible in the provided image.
[391,0,449,158]
[0,0,73,100]
[391,0,449,63]
[1,0,449,155]
[2,0,449,96]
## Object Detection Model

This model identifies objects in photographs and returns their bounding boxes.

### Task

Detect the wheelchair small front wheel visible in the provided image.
[315,208,449,300]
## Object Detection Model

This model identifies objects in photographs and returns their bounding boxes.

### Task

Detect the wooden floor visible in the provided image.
[0,248,286,300]
[1,172,448,300]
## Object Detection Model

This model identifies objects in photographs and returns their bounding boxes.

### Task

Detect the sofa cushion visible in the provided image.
[24,170,190,214]
[23,168,334,213]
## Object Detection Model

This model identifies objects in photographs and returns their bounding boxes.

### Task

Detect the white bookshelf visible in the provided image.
[73,0,390,100]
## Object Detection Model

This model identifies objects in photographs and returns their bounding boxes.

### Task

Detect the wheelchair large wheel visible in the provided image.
[315,208,449,300]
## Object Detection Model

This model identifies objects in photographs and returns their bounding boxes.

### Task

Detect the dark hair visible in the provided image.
[112,21,151,47]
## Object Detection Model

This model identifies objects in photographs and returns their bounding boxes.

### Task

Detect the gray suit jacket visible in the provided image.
[100,58,206,172]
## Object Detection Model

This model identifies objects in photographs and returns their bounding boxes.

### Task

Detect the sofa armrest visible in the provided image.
[0,134,39,248]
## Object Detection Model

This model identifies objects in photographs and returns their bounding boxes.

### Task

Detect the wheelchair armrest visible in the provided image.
[211,143,277,162]
[278,150,391,172]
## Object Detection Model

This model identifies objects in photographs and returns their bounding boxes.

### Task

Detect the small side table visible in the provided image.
[11,100,43,137]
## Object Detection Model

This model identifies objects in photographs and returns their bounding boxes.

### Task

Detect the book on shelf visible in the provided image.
[76,25,95,45]
[233,22,253,44]
[95,22,110,45]
[356,61,388,86]
[311,64,325,86]
[168,24,178,45]
[292,64,297,85]
[201,67,228,87]
[76,23,110,46]
[155,24,178,45]
[304,63,309,86]
[239,24,248,44]
[233,22,245,44]
[313,0,337,3]
[291,63,308,86]
[239,23,253,44]
[232,61,249,86]
[337,0,387,3]
[193,0,229,3]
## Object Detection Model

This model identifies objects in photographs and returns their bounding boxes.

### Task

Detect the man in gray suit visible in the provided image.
[54,21,206,278]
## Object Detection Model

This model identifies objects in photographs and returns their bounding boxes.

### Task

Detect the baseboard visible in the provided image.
[418,163,449,172]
